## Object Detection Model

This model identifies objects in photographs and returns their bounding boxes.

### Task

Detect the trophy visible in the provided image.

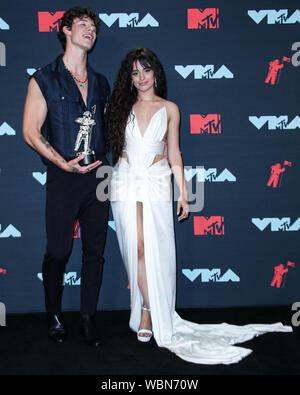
[74,105,97,165]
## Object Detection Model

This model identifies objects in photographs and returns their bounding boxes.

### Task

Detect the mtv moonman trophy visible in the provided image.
[74,105,97,166]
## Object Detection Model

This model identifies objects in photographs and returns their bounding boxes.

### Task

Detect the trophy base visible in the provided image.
[76,151,96,166]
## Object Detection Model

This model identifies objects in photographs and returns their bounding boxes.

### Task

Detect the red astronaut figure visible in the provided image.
[265,59,284,85]
[267,163,285,188]
[270,264,288,288]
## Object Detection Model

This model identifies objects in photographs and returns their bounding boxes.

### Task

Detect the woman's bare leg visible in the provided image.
[137,201,152,337]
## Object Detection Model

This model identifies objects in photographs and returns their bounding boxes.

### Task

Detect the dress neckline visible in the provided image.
[132,106,166,138]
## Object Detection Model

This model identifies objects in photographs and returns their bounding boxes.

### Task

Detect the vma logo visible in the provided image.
[194,216,224,235]
[32,172,47,185]
[185,168,236,182]
[187,8,219,29]
[0,122,16,136]
[175,65,233,79]
[38,272,81,285]
[0,224,21,238]
[38,11,65,32]
[252,218,300,231]
[0,17,9,30]
[108,221,116,231]
[182,268,239,282]
[190,114,221,134]
[249,116,300,131]
[248,9,300,24]
[27,68,37,76]
[99,13,158,28]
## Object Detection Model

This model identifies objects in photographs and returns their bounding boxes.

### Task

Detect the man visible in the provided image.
[23,7,110,347]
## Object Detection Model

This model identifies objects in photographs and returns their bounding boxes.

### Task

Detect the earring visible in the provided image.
[154,77,157,88]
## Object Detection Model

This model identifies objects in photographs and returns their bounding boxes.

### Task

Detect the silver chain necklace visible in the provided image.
[63,61,88,88]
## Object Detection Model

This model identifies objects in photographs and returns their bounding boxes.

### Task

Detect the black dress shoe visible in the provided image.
[47,314,67,343]
[80,314,101,348]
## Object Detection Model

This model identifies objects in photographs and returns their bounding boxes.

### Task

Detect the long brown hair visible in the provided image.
[105,48,167,164]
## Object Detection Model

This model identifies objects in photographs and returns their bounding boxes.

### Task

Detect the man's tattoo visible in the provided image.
[71,166,79,173]
[40,135,57,157]
[40,135,50,148]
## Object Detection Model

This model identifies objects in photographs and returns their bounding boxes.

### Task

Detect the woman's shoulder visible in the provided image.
[161,99,180,118]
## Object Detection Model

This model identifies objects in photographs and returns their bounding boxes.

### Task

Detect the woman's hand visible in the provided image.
[177,195,189,221]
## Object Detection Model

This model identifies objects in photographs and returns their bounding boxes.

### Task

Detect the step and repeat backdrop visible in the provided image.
[0,0,299,313]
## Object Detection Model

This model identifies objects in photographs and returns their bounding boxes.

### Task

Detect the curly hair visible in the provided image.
[57,6,101,51]
[105,48,167,164]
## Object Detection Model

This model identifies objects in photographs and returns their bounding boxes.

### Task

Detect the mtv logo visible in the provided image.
[190,114,221,134]
[0,302,5,326]
[205,168,236,182]
[32,172,47,185]
[38,11,65,32]
[0,17,9,30]
[194,216,224,235]
[187,8,219,29]
[63,272,81,286]
[0,224,21,238]
[73,219,80,239]
[0,122,16,136]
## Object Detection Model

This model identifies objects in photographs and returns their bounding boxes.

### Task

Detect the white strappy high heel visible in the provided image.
[137,306,152,342]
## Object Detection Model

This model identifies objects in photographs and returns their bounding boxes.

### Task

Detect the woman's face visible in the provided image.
[131,60,155,93]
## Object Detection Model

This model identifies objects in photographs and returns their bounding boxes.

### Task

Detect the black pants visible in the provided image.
[42,159,109,315]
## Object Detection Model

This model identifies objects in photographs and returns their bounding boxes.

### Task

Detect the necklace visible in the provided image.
[63,61,88,89]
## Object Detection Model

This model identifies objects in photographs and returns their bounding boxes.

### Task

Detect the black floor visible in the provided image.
[1,306,299,378]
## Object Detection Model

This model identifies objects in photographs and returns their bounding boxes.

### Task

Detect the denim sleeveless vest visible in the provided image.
[32,55,110,165]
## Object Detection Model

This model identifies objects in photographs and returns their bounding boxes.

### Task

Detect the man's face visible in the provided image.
[67,16,97,51]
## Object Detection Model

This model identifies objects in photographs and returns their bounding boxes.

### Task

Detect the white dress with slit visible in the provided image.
[110,105,292,365]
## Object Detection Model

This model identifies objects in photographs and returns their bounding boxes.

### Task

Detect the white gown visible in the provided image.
[110,105,292,365]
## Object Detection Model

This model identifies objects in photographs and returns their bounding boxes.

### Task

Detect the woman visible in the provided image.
[106,48,292,364]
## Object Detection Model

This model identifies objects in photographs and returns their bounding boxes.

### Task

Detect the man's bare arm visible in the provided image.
[22,78,101,173]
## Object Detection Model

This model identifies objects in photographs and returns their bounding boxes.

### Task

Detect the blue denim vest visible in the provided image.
[32,54,110,165]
